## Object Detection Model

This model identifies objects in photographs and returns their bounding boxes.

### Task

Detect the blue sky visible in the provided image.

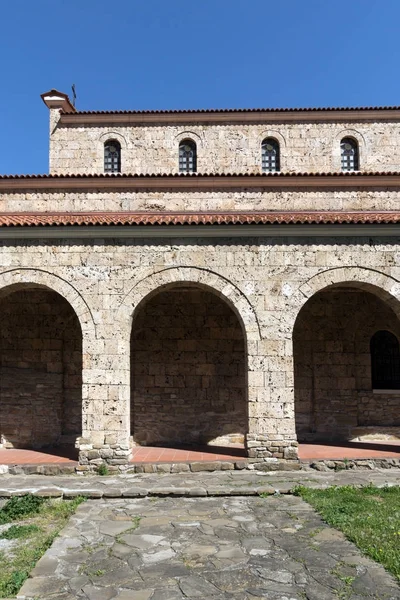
[1,0,399,174]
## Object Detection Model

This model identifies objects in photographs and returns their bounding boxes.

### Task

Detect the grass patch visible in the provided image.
[0,495,45,524]
[0,525,40,540]
[0,495,85,598]
[294,484,400,581]
[96,463,109,476]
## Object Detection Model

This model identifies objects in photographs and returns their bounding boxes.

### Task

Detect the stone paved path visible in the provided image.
[1,468,400,500]
[18,495,399,600]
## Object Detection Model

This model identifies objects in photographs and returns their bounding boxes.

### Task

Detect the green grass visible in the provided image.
[0,495,86,598]
[0,495,45,524]
[294,484,400,581]
[96,463,109,476]
[0,525,40,540]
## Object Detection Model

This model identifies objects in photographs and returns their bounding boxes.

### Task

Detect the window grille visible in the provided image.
[104,140,121,173]
[179,140,197,173]
[261,138,280,172]
[370,330,400,389]
[341,137,359,171]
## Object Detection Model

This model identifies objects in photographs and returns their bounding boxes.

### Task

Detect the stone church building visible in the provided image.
[0,89,399,468]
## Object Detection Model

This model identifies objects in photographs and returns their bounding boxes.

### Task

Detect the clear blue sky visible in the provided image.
[1,0,399,174]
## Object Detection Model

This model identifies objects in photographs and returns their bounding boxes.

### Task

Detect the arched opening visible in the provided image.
[104,139,121,173]
[261,137,280,172]
[294,284,400,442]
[340,137,359,171]
[130,283,247,447]
[0,285,82,450]
[179,139,197,173]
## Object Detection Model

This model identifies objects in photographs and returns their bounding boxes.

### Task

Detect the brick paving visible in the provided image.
[1,441,400,468]
[131,445,247,463]
[299,441,400,460]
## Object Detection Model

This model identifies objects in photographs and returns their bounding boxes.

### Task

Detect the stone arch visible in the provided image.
[293,267,400,442]
[117,266,261,343]
[0,268,95,339]
[332,128,366,171]
[127,271,254,448]
[99,130,128,148]
[174,130,203,146]
[0,269,91,450]
[298,267,400,320]
[260,129,287,148]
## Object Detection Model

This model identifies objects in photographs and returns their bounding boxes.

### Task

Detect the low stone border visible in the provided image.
[303,458,400,471]
[0,484,297,499]
[1,456,400,475]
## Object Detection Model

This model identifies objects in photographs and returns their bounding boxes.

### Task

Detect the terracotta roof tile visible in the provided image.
[1,212,400,227]
[1,172,400,192]
[0,171,399,179]
[64,106,400,116]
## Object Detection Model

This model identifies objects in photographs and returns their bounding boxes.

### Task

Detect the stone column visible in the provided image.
[246,337,298,462]
[77,326,131,471]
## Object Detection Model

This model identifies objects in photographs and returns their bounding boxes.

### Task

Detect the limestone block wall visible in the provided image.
[294,289,400,441]
[0,231,399,464]
[49,119,400,174]
[357,392,400,426]
[2,188,400,214]
[131,288,246,446]
[0,289,82,448]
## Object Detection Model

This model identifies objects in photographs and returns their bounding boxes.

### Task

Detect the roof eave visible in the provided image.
[59,108,400,125]
[1,172,400,191]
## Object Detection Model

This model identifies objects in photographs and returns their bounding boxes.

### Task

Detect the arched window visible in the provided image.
[179,139,197,173]
[370,330,400,389]
[104,140,121,173]
[262,138,280,172]
[341,137,359,171]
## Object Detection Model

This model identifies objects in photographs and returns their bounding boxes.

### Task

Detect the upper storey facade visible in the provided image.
[42,90,400,176]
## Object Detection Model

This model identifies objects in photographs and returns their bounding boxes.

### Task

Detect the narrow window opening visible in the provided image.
[104,140,121,173]
[370,330,400,389]
[341,137,359,171]
[179,139,197,173]
[262,138,280,172]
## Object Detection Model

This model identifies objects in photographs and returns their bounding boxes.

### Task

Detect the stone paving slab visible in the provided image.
[0,468,400,499]
[17,495,399,599]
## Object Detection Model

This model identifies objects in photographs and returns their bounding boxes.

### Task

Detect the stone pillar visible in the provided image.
[246,337,298,461]
[77,328,131,471]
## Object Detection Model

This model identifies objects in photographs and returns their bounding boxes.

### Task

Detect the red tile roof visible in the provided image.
[1,171,400,191]
[63,105,400,115]
[0,171,399,179]
[0,212,399,227]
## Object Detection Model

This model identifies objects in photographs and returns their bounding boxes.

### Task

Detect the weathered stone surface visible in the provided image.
[47,113,400,176]
[178,575,220,597]
[16,494,399,599]
[190,462,222,472]
[0,232,400,465]
[99,520,136,536]
[17,576,66,597]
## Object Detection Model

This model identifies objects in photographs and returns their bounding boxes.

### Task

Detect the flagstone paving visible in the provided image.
[17,495,399,600]
[1,468,400,500]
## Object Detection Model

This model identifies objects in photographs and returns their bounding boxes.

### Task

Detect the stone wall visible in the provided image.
[0,289,82,448]
[294,289,400,441]
[0,234,399,464]
[131,287,246,446]
[49,119,400,174]
[2,188,400,215]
